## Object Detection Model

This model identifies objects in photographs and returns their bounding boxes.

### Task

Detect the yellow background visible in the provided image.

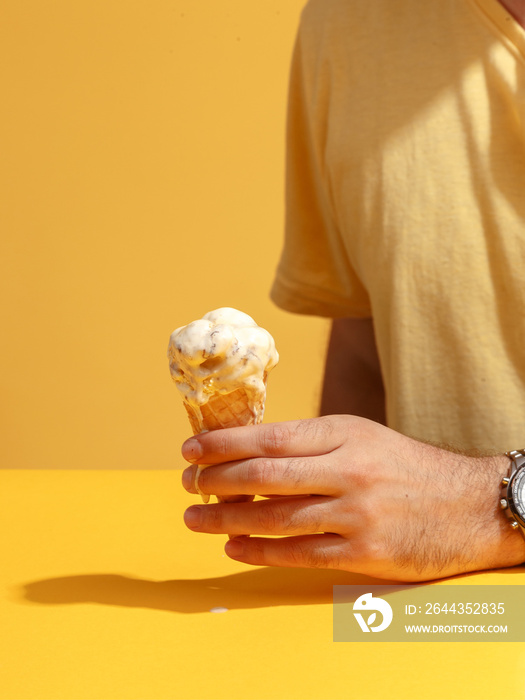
[0,0,328,470]
[2,3,525,700]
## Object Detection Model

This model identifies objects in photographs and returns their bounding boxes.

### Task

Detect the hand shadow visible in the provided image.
[18,565,520,615]
[19,567,402,614]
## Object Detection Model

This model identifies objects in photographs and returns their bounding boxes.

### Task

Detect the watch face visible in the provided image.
[511,469,525,522]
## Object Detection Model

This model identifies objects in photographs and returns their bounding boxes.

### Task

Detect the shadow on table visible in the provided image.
[18,566,521,614]
[19,568,397,614]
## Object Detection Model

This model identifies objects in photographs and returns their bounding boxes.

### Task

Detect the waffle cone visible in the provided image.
[184,387,264,504]
[184,387,261,434]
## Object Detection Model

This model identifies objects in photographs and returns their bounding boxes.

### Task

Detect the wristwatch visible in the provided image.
[500,449,525,537]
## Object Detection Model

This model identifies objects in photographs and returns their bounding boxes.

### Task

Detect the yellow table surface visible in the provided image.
[2,468,525,700]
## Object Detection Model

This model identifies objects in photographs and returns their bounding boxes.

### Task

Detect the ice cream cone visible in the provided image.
[184,387,264,503]
[184,386,263,433]
[168,307,278,504]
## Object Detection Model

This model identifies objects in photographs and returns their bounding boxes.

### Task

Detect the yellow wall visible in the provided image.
[0,0,329,469]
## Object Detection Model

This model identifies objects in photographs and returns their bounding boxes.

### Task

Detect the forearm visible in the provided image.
[320,317,386,424]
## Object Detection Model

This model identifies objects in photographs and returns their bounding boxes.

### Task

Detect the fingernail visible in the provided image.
[182,467,194,491]
[184,506,202,529]
[225,538,244,559]
[182,438,203,462]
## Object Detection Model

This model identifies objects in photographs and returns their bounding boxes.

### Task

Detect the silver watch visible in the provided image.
[500,449,525,537]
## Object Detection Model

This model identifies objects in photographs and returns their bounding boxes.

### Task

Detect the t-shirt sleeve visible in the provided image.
[270,4,372,319]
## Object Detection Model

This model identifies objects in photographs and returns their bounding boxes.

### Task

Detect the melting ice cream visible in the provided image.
[167,307,279,431]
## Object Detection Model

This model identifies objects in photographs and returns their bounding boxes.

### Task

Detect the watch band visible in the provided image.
[500,449,525,536]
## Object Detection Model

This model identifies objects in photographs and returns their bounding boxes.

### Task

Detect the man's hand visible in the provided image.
[181,416,525,582]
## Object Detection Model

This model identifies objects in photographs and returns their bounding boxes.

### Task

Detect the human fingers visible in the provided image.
[181,416,350,465]
[182,455,343,499]
[223,533,352,570]
[183,495,343,537]
[218,495,254,503]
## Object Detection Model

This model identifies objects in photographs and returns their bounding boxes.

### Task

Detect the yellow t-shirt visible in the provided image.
[271,0,525,452]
